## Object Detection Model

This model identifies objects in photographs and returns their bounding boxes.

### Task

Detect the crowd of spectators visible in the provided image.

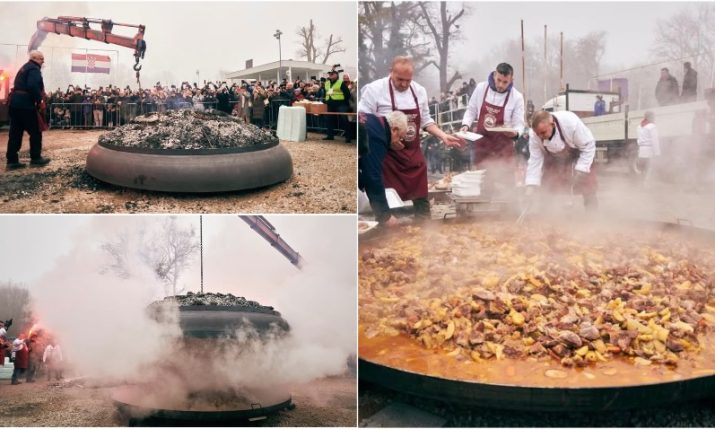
[44,75,357,131]
[427,78,477,126]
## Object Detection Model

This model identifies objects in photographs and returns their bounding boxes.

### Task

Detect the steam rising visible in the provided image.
[27,215,356,399]
[31,217,180,379]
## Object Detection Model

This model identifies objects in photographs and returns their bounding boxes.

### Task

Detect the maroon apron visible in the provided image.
[473,87,516,168]
[541,116,598,195]
[382,81,428,201]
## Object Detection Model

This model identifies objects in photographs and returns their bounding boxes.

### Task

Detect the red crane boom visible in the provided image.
[28,16,147,84]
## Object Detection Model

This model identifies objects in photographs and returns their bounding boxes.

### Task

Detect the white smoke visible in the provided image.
[27,215,357,393]
[30,216,181,380]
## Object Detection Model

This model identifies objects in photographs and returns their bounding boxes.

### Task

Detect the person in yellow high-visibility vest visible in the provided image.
[323,68,351,142]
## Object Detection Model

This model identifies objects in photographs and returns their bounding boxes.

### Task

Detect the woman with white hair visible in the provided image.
[636,110,660,187]
[358,110,409,226]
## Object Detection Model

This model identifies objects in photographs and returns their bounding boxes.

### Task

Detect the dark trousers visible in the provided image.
[7,108,42,164]
[11,367,26,384]
[413,197,431,219]
[326,101,349,140]
[358,123,391,223]
[26,360,38,382]
[251,117,264,128]
[47,368,63,381]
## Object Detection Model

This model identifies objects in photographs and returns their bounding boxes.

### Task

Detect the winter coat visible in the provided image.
[655,75,679,106]
[682,69,698,100]
[9,60,44,110]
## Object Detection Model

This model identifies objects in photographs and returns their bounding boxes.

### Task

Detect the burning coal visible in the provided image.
[98,109,277,150]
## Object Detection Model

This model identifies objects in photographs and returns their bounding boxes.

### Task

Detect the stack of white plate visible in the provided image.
[452,170,486,197]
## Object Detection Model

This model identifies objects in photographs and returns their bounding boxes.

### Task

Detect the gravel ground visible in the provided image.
[358,380,715,427]
[0,129,355,214]
[0,374,356,427]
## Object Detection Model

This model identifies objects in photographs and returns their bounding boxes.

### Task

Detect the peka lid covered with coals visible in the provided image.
[149,292,289,338]
[98,109,278,151]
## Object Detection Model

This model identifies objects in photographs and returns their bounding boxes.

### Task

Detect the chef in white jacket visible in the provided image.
[636,111,660,186]
[460,63,525,184]
[526,110,598,209]
[359,56,463,218]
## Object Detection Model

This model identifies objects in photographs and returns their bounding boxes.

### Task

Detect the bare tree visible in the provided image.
[145,217,199,296]
[359,1,431,82]
[295,19,346,64]
[415,2,468,94]
[484,31,607,108]
[321,34,346,64]
[651,3,715,89]
[100,234,132,279]
[296,19,319,63]
[101,217,199,296]
[0,282,32,338]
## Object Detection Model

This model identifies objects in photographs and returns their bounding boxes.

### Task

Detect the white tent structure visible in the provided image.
[225,60,356,83]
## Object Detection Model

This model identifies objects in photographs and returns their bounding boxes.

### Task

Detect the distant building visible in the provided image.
[225,60,356,83]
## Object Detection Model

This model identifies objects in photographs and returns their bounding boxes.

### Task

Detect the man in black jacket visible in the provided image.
[6,50,50,169]
[358,110,408,226]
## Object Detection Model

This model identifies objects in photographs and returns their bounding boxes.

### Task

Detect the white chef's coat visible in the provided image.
[358,76,435,129]
[43,344,63,363]
[461,81,525,135]
[637,123,660,158]
[526,110,596,186]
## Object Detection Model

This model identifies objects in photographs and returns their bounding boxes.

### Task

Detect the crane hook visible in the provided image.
[133,62,142,72]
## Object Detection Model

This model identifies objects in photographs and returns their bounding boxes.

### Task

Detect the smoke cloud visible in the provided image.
[25,215,356,400]
[31,216,181,380]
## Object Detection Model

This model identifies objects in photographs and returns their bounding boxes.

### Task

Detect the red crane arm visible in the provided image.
[29,16,146,74]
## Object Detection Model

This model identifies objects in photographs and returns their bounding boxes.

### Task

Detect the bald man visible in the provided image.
[358,56,463,218]
[526,110,598,209]
[6,50,50,170]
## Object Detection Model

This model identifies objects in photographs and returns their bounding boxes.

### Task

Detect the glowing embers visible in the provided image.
[85,109,293,193]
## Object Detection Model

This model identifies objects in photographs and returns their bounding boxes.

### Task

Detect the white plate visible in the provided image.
[485,126,516,134]
[455,131,483,141]
[358,221,378,234]
[385,188,405,208]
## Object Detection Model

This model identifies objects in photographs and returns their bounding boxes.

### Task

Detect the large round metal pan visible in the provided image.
[358,218,715,411]
[112,384,292,423]
[178,305,290,338]
[85,141,292,193]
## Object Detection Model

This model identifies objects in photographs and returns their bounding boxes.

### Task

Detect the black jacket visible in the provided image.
[10,60,44,110]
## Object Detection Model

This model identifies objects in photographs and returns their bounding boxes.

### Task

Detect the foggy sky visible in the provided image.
[0,215,357,381]
[0,215,356,311]
[0,1,357,88]
[416,1,697,94]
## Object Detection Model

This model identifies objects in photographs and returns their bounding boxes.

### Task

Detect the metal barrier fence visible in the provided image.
[46,99,297,130]
[42,99,359,143]
[46,101,221,129]
[428,94,469,130]
[43,93,461,131]
[44,99,351,137]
